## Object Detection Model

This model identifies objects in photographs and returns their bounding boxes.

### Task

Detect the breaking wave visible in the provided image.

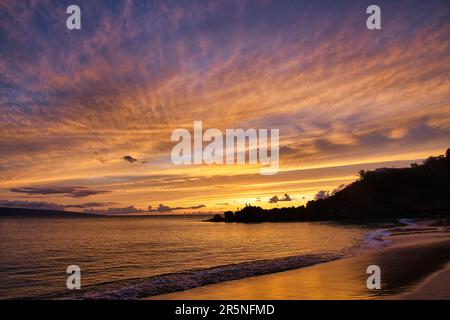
[33,227,390,300]
[45,253,343,300]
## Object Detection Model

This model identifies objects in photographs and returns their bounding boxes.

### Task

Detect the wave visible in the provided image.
[398,218,417,227]
[362,217,423,250]
[43,253,343,300]
[37,229,390,300]
[364,228,391,249]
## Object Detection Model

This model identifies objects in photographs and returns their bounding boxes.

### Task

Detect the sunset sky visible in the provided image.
[0,0,449,214]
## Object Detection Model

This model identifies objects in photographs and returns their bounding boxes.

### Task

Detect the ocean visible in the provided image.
[0,214,382,299]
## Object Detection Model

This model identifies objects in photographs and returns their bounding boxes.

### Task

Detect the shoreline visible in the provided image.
[145,220,450,300]
[389,262,450,300]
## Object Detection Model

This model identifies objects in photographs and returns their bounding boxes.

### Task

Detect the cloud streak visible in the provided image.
[148,204,206,213]
[84,205,144,215]
[122,155,138,163]
[10,186,110,198]
[0,199,116,211]
[269,193,292,204]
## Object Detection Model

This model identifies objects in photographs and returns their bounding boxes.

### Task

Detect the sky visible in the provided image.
[0,0,449,214]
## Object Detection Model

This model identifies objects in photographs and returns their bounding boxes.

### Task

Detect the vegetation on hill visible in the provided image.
[0,207,91,217]
[210,149,450,223]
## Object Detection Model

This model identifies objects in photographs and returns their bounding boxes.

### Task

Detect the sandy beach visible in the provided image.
[146,221,450,300]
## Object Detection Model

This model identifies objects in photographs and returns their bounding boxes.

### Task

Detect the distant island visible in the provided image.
[210,149,450,223]
[0,207,93,218]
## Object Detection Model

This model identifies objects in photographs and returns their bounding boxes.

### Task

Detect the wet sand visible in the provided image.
[146,222,450,300]
[392,262,450,300]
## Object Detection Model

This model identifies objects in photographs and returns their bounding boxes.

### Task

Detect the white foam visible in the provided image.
[364,228,391,249]
[52,253,343,299]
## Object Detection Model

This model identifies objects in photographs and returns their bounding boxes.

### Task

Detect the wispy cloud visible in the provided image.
[10,186,110,198]
[65,202,117,209]
[122,155,138,163]
[314,190,330,201]
[84,205,144,215]
[0,199,115,211]
[148,204,206,213]
[269,193,292,204]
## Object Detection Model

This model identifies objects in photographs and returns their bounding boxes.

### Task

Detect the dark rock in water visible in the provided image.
[224,211,234,220]
[209,214,224,222]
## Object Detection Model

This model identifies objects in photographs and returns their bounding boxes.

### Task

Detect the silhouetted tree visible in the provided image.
[358,170,367,180]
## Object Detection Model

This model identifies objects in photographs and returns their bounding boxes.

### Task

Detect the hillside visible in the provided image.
[0,207,91,218]
[210,149,450,222]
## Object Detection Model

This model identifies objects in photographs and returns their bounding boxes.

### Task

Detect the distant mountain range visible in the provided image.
[210,148,450,223]
[0,207,91,217]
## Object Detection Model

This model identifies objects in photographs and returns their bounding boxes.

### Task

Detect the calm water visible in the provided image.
[0,215,373,299]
